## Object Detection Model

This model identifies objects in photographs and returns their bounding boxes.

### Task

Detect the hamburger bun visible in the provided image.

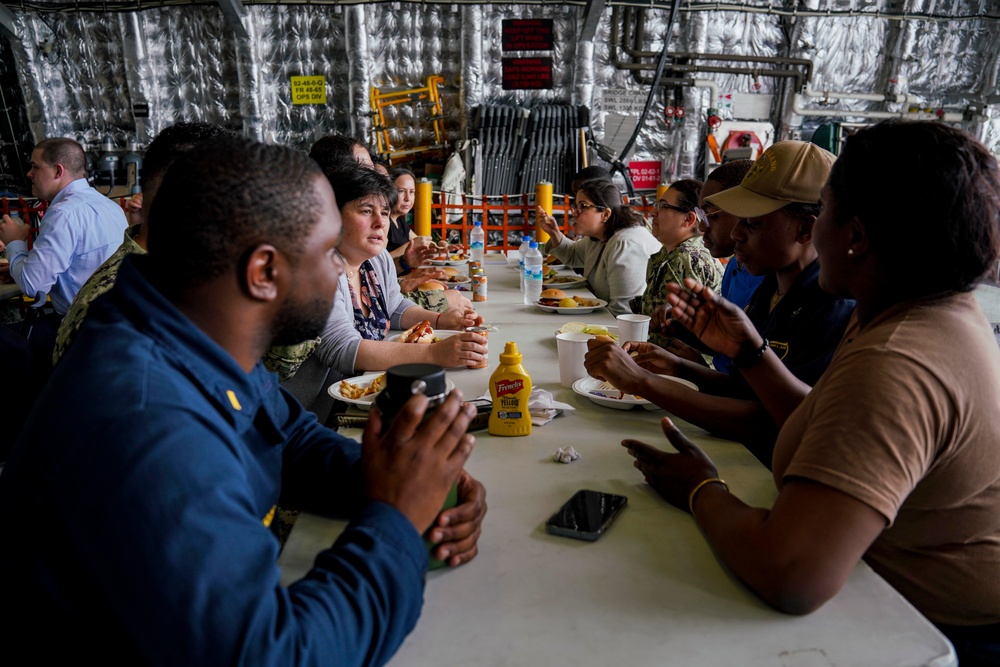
[442,267,459,277]
[417,280,447,291]
[540,288,567,300]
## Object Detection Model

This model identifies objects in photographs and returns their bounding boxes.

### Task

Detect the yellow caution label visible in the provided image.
[291,76,327,105]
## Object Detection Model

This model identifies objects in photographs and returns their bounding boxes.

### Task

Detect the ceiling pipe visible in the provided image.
[608,5,812,92]
[630,7,814,85]
[803,86,916,105]
[792,95,967,123]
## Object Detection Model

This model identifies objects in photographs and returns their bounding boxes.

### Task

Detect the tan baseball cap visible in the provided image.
[705,141,836,218]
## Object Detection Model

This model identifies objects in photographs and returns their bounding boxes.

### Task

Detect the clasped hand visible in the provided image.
[363,390,486,566]
[0,214,30,246]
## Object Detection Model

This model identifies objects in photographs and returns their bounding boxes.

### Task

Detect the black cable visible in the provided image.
[613,0,682,193]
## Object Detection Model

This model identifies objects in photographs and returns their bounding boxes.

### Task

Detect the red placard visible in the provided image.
[502,58,553,90]
[502,19,554,51]
[628,161,662,190]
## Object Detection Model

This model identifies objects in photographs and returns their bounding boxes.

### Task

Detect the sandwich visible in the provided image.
[417,279,447,291]
[538,288,569,307]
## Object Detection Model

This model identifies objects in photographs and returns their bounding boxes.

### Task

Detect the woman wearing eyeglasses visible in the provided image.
[537,179,661,317]
[631,179,723,348]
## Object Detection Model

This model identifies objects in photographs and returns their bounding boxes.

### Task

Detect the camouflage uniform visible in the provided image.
[53,226,145,365]
[402,288,450,312]
[630,235,723,349]
[53,225,317,381]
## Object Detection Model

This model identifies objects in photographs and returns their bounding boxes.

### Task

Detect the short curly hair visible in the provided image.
[146,136,325,294]
[309,134,369,174]
[141,122,234,193]
[828,121,1000,294]
[327,163,397,213]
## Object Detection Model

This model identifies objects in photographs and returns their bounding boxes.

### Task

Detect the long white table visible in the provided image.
[279,254,956,667]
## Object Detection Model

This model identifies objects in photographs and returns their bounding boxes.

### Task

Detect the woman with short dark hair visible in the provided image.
[537,178,661,316]
[314,166,486,377]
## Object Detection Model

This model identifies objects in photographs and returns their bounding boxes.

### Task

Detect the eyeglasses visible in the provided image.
[571,202,606,214]
[655,201,692,214]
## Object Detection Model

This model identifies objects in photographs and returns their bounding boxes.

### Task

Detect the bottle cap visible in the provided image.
[474,220,482,227]
[529,241,538,249]
[499,341,522,365]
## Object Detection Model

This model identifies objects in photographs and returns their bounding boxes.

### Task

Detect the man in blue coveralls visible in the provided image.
[0,135,486,665]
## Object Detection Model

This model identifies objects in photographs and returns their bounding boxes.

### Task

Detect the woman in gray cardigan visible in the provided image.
[538,179,661,316]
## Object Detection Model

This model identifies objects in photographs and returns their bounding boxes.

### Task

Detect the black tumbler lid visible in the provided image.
[384,363,447,399]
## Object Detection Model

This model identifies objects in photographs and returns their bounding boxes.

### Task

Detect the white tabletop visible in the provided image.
[279,256,956,667]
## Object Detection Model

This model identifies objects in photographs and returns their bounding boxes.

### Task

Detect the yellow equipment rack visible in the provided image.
[369,75,448,166]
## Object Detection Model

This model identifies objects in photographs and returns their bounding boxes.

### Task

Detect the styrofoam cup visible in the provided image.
[556,332,591,388]
[616,314,651,346]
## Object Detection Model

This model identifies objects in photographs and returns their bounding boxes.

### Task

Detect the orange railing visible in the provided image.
[425,191,659,251]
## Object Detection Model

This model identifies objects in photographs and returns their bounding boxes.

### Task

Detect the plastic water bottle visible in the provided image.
[517,234,532,289]
[469,220,485,264]
[523,241,544,306]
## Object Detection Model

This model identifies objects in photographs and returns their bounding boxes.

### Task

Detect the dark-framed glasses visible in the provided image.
[571,201,606,214]
[655,200,692,214]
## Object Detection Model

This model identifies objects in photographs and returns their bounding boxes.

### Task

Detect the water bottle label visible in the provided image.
[529,268,542,280]
[471,241,484,250]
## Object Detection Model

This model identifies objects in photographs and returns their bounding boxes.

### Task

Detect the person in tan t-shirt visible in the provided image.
[618,121,1000,666]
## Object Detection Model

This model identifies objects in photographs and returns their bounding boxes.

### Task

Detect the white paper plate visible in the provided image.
[329,372,456,409]
[535,298,608,314]
[553,324,619,339]
[387,329,461,343]
[572,375,698,411]
[429,258,469,266]
[542,272,586,289]
[443,276,471,286]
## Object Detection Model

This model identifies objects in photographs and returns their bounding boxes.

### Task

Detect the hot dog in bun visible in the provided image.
[399,320,436,344]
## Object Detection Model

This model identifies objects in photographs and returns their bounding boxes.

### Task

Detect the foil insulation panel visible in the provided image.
[3,0,999,188]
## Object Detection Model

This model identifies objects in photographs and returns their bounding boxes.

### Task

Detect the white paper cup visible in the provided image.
[616,314,651,346]
[556,332,591,388]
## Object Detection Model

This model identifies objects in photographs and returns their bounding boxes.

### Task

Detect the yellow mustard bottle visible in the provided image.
[488,341,533,436]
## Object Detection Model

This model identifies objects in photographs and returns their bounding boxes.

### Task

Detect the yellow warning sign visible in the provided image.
[291,76,327,105]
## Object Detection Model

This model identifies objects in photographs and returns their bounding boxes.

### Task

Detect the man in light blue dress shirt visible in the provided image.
[0,137,126,459]
[1,137,127,316]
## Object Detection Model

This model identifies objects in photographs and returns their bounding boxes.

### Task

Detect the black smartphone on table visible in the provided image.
[545,489,628,541]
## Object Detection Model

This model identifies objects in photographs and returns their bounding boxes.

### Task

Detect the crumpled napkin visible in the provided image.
[554,446,580,463]
[475,386,574,427]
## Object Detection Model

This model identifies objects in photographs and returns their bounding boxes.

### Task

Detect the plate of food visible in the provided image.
[543,270,586,289]
[543,254,566,271]
[429,256,469,266]
[572,375,698,411]
[387,320,461,344]
[554,322,619,341]
[535,289,607,314]
[329,372,456,409]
